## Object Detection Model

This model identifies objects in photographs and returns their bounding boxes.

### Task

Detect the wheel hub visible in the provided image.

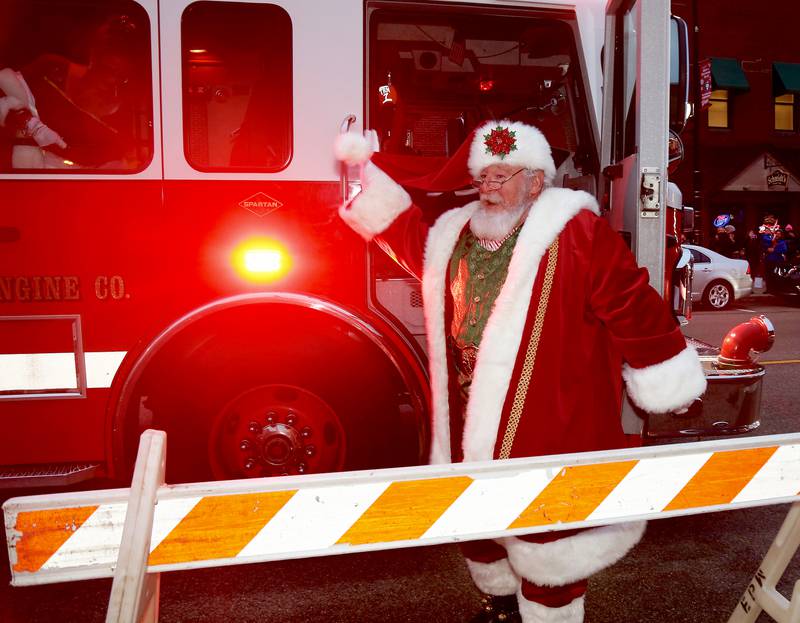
[260,423,302,465]
[210,384,346,479]
[710,284,730,307]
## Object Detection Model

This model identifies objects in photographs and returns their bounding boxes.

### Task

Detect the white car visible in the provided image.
[683,244,753,310]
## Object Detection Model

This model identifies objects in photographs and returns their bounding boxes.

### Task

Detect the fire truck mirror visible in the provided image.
[668,129,685,173]
[669,15,690,133]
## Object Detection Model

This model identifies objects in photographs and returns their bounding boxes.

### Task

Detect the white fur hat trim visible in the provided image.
[468,120,556,183]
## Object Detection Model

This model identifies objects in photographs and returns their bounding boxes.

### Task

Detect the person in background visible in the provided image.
[759,214,780,249]
[764,230,789,293]
[335,121,706,623]
[0,14,142,170]
[784,224,798,264]
[745,229,764,284]
[711,225,736,257]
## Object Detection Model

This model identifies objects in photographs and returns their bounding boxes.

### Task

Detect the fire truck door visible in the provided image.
[600,0,670,295]
[158,0,364,181]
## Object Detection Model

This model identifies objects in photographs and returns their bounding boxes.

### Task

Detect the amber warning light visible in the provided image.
[232,238,292,282]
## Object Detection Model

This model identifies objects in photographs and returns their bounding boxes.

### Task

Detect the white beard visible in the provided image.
[469,200,531,240]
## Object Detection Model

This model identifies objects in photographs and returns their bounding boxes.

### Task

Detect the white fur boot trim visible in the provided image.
[518,592,584,623]
[338,163,412,241]
[623,345,707,414]
[465,558,520,596]
[503,521,646,586]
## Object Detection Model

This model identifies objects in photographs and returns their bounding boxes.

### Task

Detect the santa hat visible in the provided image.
[334,122,564,241]
[334,120,560,194]
[468,120,557,184]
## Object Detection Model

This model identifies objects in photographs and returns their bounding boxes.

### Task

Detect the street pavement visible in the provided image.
[2,295,799,622]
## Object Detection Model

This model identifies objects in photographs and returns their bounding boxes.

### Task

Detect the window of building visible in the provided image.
[707,89,729,128]
[775,93,796,131]
[182,2,292,172]
[0,0,153,173]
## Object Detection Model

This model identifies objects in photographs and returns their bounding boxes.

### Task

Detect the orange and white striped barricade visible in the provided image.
[5,431,800,621]
[729,501,800,623]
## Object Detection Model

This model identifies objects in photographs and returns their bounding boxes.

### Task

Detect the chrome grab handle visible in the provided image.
[340,114,356,134]
[339,114,357,204]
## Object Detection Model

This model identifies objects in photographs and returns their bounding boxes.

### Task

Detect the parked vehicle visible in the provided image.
[684,244,753,310]
[767,263,800,301]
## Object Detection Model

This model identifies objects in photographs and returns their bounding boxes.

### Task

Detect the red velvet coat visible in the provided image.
[338,161,708,588]
[342,175,706,466]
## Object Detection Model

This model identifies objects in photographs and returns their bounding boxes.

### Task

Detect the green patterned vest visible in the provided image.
[448,227,522,413]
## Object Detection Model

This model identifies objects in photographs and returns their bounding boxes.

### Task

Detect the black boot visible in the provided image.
[469,594,521,623]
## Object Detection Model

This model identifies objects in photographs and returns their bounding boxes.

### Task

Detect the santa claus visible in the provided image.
[335,120,706,623]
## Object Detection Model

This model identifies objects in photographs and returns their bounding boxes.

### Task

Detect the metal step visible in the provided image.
[0,463,99,489]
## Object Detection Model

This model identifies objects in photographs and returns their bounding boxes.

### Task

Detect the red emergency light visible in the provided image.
[231,237,292,282]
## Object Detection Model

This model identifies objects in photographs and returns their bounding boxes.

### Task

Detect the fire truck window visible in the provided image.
[182,2,292,172]
[621,3,639,158]
[368,9,586,169]
[0,1,153,173]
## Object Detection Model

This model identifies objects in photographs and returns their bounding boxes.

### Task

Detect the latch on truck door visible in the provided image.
[640,167,661,218]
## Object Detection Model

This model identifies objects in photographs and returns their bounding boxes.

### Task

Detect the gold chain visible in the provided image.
[498,238,559,460]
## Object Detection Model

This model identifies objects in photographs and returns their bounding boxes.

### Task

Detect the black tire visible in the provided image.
[121,304,428,483]
[703,280,733,310]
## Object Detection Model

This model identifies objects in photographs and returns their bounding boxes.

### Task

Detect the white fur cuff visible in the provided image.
[622,345,707,414]
[518,593,585,623]
[339,165,412,241]
[465,558,520,596]
[503,521,646,586]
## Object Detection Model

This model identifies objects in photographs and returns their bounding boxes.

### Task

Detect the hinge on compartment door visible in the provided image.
[640,167,661,218]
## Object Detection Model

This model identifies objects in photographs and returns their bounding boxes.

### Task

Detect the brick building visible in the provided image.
[671,1,800,246]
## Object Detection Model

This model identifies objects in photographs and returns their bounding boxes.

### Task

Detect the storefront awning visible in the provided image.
[710,57,749,91]
[774,62,800,95]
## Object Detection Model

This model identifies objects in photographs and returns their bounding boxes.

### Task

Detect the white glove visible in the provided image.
[25,116,67,149]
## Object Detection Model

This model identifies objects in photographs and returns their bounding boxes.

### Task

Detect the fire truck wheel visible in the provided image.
[121,303,427,484]
[207,383,347,479]
[703,280,733,310]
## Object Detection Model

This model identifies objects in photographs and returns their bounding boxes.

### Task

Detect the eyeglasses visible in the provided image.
[471,168,526,190]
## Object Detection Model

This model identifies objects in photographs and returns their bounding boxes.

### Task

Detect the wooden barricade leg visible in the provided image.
[105,430,167,623]
[729,502,800,623]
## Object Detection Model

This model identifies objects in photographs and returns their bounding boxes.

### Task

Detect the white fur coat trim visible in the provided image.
[465,558,520,596]
[623,345,707,413]
[502,520,646,586]
[518,592,585,623]
[423,204,478,464]
[423,188,600,463]
[338,165,412,241]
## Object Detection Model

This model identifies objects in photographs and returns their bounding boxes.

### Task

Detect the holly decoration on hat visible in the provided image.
[483,126,517,159]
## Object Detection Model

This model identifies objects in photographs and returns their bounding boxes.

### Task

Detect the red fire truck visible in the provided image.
[0,0,769,487]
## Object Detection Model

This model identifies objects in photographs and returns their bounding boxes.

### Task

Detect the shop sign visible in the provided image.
[767,170,789,188]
